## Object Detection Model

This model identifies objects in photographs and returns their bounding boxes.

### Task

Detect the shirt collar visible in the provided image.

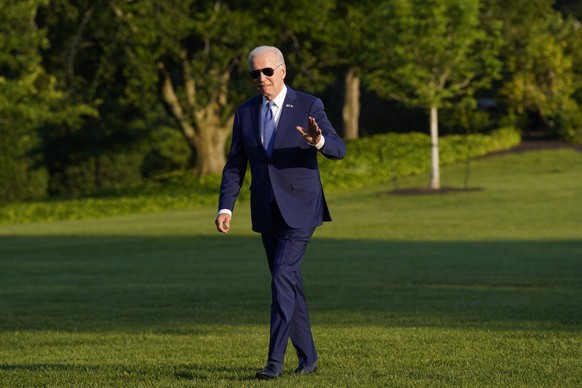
[264,84,287,109]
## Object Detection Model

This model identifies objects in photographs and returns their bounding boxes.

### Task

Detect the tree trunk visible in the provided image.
[160,68,231,176]
[429,106,440,189]
[192,105,231,176]
[192,132,228,176]
[342,68,360,140]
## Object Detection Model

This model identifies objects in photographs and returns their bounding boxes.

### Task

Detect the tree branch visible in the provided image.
[66,5,95,93]
[159,63,198,146]
[180,50,196,110]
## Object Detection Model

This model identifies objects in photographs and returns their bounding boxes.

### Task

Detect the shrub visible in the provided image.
[0,128,520,224]
[319,126,521,191]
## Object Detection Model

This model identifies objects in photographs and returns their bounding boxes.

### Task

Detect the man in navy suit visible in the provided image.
[215,46,346,380]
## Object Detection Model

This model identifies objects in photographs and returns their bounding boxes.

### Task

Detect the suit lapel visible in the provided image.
[274,88,298,151]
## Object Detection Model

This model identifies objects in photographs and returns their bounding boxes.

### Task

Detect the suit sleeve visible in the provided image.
[309,98,346,160]
[218,109,248,212]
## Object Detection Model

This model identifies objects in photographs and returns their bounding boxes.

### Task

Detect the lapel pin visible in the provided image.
[285,104,293,108]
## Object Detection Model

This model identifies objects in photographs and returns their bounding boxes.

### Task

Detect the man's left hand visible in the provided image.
[296,116,322,145]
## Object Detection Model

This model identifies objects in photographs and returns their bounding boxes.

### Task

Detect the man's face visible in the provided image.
[250,51,286,101]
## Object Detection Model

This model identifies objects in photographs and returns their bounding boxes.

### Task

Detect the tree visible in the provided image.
[37,0,369,188]
[275,2,371,140]
[109,1,270,177]
[113,0,366,176]
[365,0,502,189]
[335,2,382,140]
[322,2,374,140]
[37,0,148,195]
[269,1,374,140]
[0,0,90,202]
[488,0,582,142]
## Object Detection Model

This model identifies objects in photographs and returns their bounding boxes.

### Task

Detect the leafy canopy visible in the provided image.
[364,0,502,110]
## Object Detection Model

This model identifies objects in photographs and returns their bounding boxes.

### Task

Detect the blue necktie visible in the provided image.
[263,101,276,156]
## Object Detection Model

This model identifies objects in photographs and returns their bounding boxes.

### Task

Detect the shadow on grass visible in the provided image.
[0,364,99,372]
[1,235,581,332]
[0,363,253,383]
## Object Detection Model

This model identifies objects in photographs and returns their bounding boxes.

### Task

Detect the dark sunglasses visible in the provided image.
[249,63,283,79]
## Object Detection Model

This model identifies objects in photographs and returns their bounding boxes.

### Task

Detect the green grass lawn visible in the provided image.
[1,148,581,387]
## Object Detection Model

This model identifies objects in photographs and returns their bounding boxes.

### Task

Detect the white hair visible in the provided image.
[248,46,285,68]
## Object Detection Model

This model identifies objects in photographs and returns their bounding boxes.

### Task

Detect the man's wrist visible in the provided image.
[218,209,232,216]
[310,135,325,150]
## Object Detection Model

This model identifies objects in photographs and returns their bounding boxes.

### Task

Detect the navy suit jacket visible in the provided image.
[218,87,346,233]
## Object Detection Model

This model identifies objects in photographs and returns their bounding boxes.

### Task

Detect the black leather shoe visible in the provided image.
[255,363,282,380]
[294,364,318,374]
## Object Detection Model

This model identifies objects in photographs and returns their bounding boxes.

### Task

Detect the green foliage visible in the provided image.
[109,0,278,176]
[37,1,152,196]
[362,0,505,188]
[490,0,582,141]
[365,0,502,110]
[0,0,96,203]
[0,175,223,225]
[0,129,520,224]
[113,0,273,119]
[439,101,496,134]
[46,149,146,197]
[1,0,580,205]
[0,0,53,203]
[268,0,341,93]
[141,126,192,179]
[319,127,521,190]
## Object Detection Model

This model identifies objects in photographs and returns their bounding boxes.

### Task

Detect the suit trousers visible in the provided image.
[260,201,318,372]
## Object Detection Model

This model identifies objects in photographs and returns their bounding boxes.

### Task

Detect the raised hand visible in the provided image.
[296,116,322,145]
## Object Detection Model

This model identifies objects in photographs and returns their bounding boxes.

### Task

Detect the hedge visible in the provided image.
[0,127,520,224]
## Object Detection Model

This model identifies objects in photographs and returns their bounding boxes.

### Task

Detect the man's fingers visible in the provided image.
[297,118,322,144]
[308,116,319,131]
[295,125,306,135]
[215,214,231,234]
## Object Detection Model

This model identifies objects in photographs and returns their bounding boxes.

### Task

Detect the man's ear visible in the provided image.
[281,65,286,79]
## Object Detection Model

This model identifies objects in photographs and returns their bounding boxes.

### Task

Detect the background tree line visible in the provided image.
[1,0,581,202]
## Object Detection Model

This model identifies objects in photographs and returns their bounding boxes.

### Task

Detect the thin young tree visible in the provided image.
[365,0,502,189]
